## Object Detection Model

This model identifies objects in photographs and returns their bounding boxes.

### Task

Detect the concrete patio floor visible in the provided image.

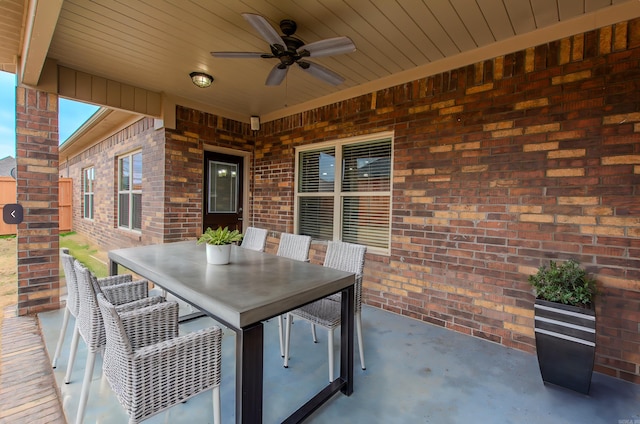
[37,298,639,424]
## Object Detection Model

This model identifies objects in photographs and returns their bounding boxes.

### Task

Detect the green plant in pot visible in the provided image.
[528,259,597,394]
[198,226,243,265]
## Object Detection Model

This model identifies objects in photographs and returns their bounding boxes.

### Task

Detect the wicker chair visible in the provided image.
[97,292,223,424]
[72,261,163,424]
[240,226,268,252]
[284,240,367,382]
[275,233,312,356]
[51,249,80,368]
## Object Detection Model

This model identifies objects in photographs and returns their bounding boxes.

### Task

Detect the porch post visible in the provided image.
[15,85,61,315]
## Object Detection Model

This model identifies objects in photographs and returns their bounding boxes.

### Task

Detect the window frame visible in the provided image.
[83,166,95,220]
[294,132,393,255]
[117,150,142,232]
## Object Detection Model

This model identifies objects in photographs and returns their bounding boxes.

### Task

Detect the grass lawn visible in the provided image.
[0,236,18,326]
[0,232,136,332]
[0,232,109,326]
[60,232,109,277]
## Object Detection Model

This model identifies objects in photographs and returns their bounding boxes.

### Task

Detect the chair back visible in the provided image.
[277,233,312,262]
[240,226,268,252]
[74,261,105,352]
[324,241,367,312]
[60,249,80,317]
[96,292,134,410]
[97,293,134,356]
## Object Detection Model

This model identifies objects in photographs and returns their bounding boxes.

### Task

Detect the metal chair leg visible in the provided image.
[284,313,292,368]
[213,386,221,424]
[64,324,80,384]
[52,308,70,368]
[327,328,334,382]
[75,350,97,424]
[278,315,285,357]
[356,311,366,370]
[311,323,317,343]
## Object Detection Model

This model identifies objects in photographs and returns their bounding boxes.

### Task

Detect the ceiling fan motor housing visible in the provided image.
[273,20,306,66]
[279,19,297,36]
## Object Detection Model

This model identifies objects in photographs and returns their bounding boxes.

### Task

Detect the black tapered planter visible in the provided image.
[534,299,596,394]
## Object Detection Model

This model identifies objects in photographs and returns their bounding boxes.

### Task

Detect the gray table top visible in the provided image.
[108,241,355,329]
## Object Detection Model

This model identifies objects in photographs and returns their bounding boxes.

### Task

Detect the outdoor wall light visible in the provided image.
[190,72,214,88]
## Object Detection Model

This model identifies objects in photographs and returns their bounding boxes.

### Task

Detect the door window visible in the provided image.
[207,161,238,213]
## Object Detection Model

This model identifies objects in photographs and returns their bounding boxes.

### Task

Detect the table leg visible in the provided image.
[340,284,355,395]
[237,322,264,423]
[109,259,118,276]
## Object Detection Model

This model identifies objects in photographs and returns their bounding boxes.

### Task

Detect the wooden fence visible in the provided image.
[0,177,72,235]
[59,178,72,232]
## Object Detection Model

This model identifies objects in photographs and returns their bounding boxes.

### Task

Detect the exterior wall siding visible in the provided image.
[253,20,640,383]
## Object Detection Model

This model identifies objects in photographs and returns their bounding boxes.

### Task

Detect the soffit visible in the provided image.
[2,0,639,123]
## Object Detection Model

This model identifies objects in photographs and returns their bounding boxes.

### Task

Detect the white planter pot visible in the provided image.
[206,243,232,265]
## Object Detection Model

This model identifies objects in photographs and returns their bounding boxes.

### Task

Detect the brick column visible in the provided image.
[15,86,60,315]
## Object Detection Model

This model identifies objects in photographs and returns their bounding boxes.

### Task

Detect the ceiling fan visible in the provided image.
[211,13,356,86]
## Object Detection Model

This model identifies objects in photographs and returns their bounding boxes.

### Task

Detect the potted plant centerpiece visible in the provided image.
[198,226,243,265]
[528,259,597,394]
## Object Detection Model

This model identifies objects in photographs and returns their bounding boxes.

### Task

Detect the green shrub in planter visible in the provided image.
[197,226,243,246]
[528,259,596,308]
[528,259,597,394]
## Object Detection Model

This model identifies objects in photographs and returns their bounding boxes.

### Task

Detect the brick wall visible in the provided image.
[63,118,166,251]
[15,86,61,315]
[254,19,640,383]
[167,106,254,241]
[64,107,254,249]
[60,20,639,384]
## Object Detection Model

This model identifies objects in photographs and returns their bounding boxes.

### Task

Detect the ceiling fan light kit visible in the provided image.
[190,72,214,88]
[212,13,356,86]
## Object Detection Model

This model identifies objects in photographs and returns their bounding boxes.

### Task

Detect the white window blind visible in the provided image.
[296,134,392,253]
[83,167,94,220]
[298,148,336,239]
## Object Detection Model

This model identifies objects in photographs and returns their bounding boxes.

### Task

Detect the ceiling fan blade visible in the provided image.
[242,13,286,48]
[298,36,356,58]
[266,65,288,86]
[299,61,345,85]
[211,52,268,59]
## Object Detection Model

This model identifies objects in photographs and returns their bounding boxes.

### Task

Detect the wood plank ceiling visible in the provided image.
[1,0,638,123]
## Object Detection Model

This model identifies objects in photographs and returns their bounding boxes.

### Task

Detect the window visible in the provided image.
[207,161,238,213]
[295,133,392,253]
[118,151,142,231]
[83,167,95,220]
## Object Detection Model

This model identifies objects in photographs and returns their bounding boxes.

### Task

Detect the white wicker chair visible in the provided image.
[72,261,163,424]
[284,240,367,382]
[275,233,312,356]
[97,292,223,424]
[51,248,79,368]
[240,226,268,252]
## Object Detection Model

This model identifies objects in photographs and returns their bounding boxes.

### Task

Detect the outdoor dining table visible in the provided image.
[108,241,355,424]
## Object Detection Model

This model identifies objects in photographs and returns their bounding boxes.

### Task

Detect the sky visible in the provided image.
[0,70,99,159]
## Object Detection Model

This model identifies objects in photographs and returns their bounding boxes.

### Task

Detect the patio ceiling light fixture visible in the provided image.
[190,72,214,88]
